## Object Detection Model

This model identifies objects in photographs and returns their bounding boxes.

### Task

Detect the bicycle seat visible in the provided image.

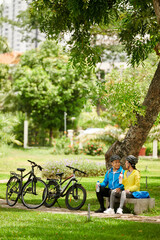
[17,168,26,172]
[56,172,64,177]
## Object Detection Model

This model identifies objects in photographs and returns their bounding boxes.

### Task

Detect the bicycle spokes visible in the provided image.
[6,176,20,206]
[43,180,59,208]
[21,179,47,209]
[65,185,87,210]
[73,187,79,200]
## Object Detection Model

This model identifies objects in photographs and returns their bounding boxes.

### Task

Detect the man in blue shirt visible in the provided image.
[95,154,124,213]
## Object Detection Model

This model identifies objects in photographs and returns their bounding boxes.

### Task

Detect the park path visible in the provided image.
[0,198,160,224]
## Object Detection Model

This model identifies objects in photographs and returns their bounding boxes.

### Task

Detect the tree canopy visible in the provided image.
[13,40,95,131]
[105,59,158,123]
[27,0,160,164]
[29,0,160,66]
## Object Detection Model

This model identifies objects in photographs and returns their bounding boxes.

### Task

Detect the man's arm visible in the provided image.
[100,170,109,187]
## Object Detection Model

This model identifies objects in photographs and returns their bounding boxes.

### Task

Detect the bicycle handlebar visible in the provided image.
[27,160,43,171]
[66,165,87,175]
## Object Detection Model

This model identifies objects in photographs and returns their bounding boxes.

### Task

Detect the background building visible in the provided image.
[0,0,45,52]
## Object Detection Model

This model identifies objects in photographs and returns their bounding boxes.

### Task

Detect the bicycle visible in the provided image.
[44,165,87,210]
[6,160,48,209]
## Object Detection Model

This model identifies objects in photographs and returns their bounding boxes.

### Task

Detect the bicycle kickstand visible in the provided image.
[56,199,61,208]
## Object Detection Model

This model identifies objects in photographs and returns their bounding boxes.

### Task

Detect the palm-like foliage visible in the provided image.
[0,113,22,145]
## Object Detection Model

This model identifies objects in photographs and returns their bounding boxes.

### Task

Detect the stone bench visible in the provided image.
[106,197,155,215]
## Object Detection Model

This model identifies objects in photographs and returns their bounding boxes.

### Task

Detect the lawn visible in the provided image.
[0,145,104,178]
[0,146,160,215]
[0,207,160,240]
[0,146,160,239]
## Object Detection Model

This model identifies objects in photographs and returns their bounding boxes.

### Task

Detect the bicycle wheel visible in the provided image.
[65,184,87,210]
[43,180,59,208]
[21,178,48,209]
[6,176,20,206]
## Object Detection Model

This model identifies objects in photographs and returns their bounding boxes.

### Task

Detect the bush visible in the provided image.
[64,145,73,155]
[83,142,104,156]
[0,113,22,146]
[73,144,80,155]
[52,136,71,154]
[145,141,160,156]
[42,158,106,179]
[145,143,152,156]
[64,143,81,155]
[46,137,105,156]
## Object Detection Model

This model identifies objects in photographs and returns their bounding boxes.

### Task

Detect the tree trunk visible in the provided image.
[105,61,160,168]
[96,100,101,116]
[96,99,106,116]
[49,128,53,146]
[153,0,160,55]
[153,0,160,24]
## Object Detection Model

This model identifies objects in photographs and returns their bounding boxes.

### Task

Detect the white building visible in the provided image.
[0,0,45,52]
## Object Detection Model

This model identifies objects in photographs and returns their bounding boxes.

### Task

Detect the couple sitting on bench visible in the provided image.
[95,154,141,214]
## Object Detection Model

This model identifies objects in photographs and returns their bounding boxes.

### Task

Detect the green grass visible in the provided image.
[0,146,104,178]
[0,207,160,240]
[1,146,160,215]
[1,175,160,215]
[138,157,160,176]
[1,146,160,239]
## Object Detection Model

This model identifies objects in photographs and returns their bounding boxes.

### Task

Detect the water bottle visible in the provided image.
[96,181,100,192]
[119,171,123,184]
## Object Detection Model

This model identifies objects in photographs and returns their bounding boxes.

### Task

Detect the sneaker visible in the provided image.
[116,208,123,214]
[104,208,115,214]
[94,208,105,213]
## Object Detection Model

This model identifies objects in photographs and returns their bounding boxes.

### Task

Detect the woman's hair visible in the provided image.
[126,155,138,170]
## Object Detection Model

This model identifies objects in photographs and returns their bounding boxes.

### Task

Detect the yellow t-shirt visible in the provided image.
[122,169,140,192]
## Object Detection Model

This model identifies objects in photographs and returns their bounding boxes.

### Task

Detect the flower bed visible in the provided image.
[83,142,104,156]
[42,158,106,178]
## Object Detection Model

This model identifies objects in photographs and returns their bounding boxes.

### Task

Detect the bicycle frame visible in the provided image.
[6,160,47,209]
[57,173,78,197]
[44,165,87,210]
[11,165,38,195]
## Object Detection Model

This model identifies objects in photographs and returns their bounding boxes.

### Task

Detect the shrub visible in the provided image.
[52,139,104,156]
[73,144,80,155]
[52,136,71,154]
[64,143,80,155]
[0,113,22,146]
[145,143,152,156]
[64,144,73,155]
[83,142,104,156]
[145,142,160,156]
[42,158,106,179]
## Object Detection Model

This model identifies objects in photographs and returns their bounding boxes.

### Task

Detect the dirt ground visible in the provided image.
[1,198,160,224]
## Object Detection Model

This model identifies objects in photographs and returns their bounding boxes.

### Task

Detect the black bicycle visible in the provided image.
[6,160,48,209]
[44,165,87,210]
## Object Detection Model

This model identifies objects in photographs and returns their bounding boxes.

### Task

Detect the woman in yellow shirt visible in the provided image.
[117,155,140,214]
[105,155,140,215]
